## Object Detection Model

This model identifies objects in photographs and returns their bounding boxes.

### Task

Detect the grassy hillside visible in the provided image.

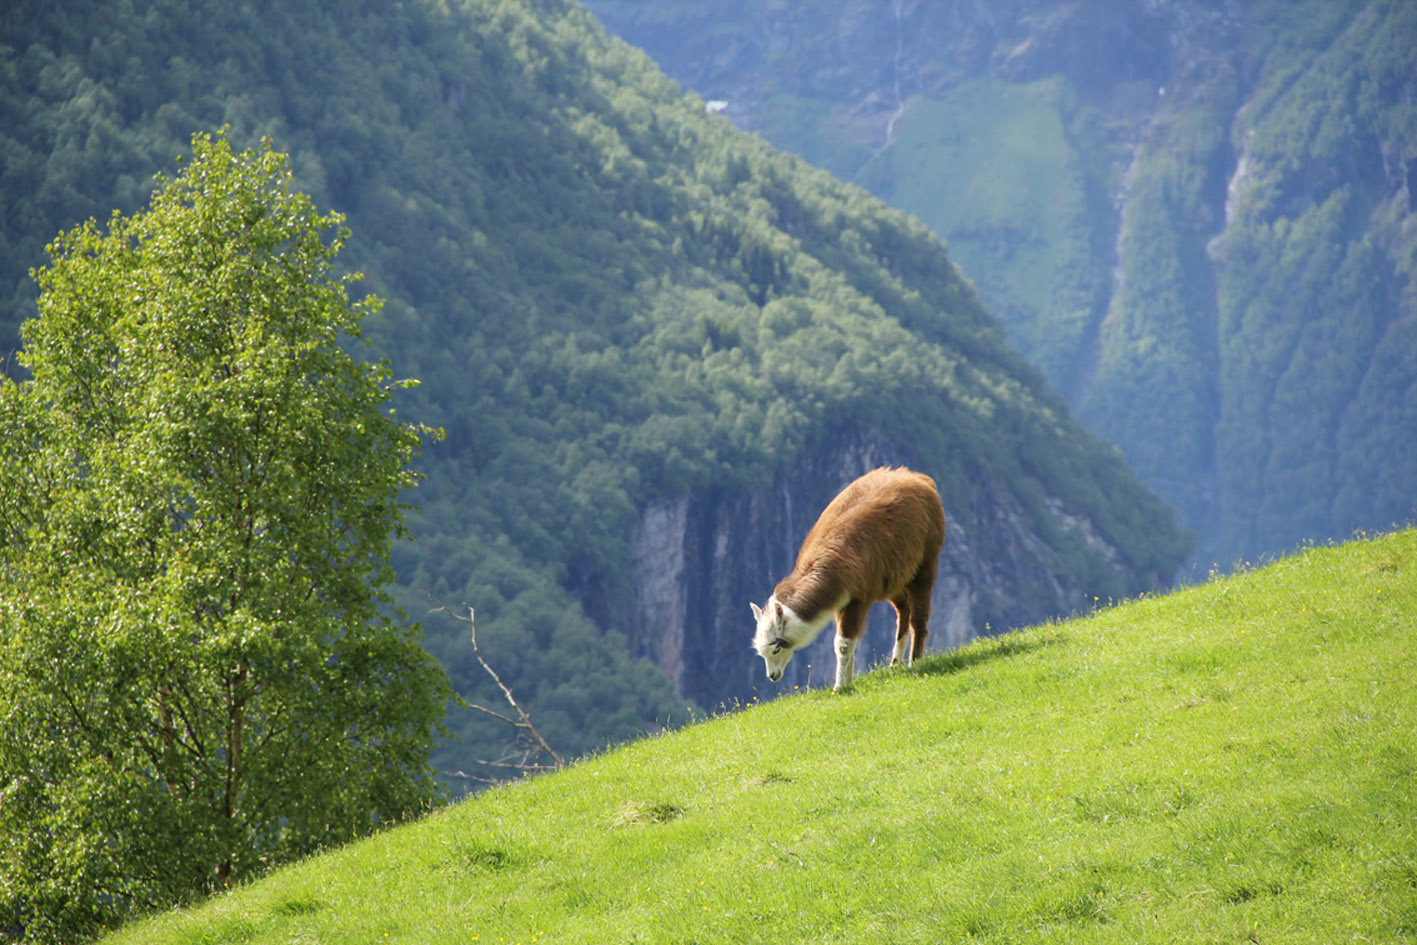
[106,528,1417,944]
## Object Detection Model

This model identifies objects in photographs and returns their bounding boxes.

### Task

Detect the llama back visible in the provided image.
[781,467,945,609]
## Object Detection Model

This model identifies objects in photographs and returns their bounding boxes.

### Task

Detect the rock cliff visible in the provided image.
[627,426,1153,706]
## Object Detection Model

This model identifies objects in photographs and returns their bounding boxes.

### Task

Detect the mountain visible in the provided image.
[583,0,1417,568]
[0,0,1188,774]
[104,528,1417,944]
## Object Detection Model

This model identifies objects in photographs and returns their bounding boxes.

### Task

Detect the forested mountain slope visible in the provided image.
[0,0,1187,776]
[585,0,1417,568]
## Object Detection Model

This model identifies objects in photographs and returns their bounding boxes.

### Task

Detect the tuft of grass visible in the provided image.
[268,896,324,918]
[743,770,793,787]
[452,842,522,874]
[106,529,1417,945]
[610,801,687,827]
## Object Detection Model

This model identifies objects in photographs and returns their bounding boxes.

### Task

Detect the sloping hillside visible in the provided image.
[106,529,1417,944]
[0,0,1188,773]
[585,0,1417,568]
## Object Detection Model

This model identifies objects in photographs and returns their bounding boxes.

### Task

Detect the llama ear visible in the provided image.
[774,601,784,618]
[750,602,765,623]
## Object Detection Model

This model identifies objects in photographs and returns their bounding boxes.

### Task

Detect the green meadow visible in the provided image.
[109,529,1416,944]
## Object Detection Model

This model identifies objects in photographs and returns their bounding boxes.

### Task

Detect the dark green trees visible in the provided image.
[0,134,449,942]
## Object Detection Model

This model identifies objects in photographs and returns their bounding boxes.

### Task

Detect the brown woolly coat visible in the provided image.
[774,466,945,634]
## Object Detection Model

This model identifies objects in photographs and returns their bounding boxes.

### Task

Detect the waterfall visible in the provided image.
[882,0,907,149]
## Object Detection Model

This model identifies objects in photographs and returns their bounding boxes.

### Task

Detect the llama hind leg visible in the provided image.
[889,595,912,667]
[906,572,935,662]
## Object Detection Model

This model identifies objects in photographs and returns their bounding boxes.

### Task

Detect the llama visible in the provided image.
[751,466,945,691]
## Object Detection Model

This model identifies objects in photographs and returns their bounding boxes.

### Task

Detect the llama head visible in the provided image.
[750,598,796,682]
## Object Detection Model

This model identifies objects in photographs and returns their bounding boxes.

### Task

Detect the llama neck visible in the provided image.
[767,596,834,653]
[774,569,847,631]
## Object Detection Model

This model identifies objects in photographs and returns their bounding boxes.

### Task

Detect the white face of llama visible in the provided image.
[750,600,795,682]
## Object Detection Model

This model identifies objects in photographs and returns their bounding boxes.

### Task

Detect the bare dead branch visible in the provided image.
[428,594,564,778]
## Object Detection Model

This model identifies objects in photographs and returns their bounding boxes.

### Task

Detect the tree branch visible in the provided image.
[428,594,564,778]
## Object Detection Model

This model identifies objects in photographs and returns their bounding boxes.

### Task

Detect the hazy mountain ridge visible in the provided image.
[585,0,1417,567]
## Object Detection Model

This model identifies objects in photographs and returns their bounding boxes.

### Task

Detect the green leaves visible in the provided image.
[0,132,448,943]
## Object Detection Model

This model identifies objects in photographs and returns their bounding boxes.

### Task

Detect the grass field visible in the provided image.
[108,529,1416,944]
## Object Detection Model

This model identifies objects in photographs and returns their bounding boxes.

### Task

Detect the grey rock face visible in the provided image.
[626,427,1143,706]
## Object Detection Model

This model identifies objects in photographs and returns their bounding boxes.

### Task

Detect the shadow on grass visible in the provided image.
[910,630,1061,679]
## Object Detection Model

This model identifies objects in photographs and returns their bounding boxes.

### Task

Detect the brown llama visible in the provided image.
[751,466,946,691]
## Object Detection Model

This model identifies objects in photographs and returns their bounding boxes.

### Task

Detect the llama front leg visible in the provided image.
[833,600,868,691]
[834,634,857,690]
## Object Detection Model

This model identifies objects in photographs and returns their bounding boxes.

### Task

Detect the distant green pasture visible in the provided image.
[885,78,1099,390]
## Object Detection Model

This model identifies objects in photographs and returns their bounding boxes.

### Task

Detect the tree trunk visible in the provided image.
[218,660,247,885]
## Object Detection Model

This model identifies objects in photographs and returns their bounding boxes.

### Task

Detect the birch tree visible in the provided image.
[0,132,449,943]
